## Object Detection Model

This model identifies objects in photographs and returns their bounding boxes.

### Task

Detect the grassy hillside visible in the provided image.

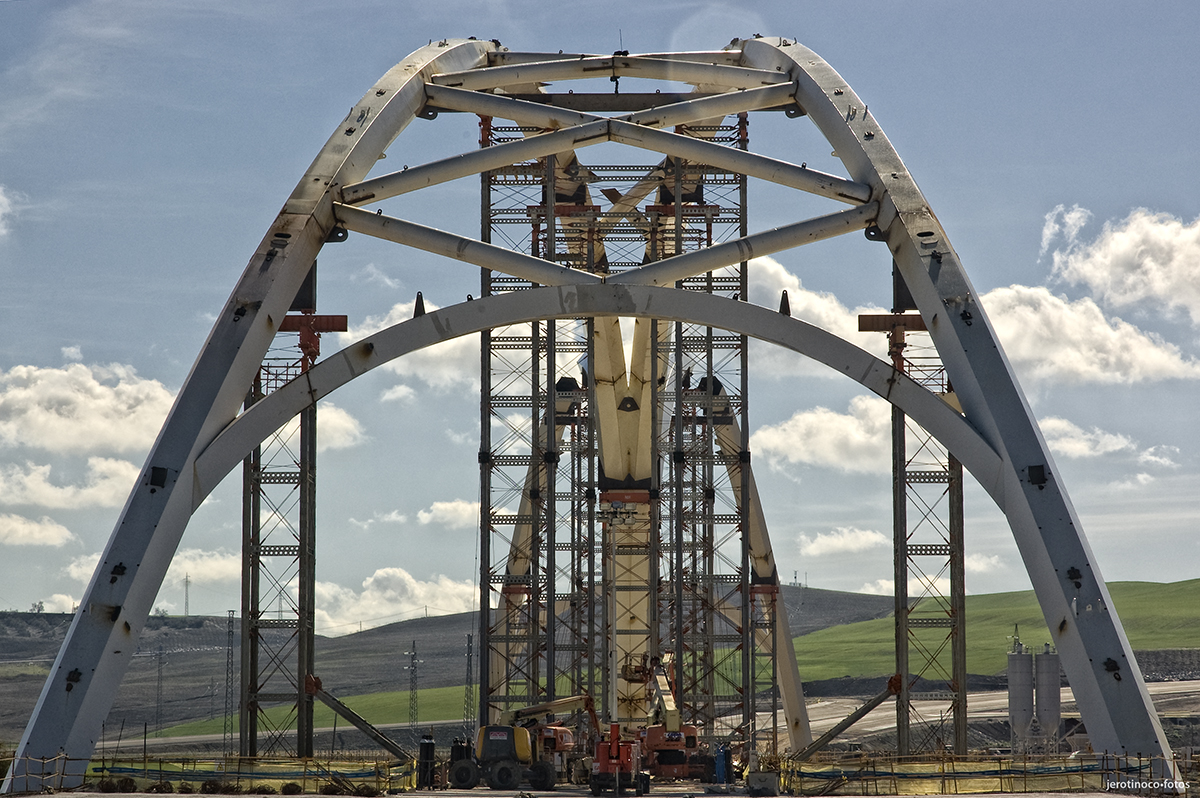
[164,685,469,737]
[156,579,1199,737]
[792,579,1200,681]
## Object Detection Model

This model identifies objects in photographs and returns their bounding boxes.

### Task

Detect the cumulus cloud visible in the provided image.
[734,258,889,374]
[314,566,476,635]
[276,402,366,452]
[0,363,174,454]
[42,593,78,613]
[965,553,1003,574]
[315,404,366,451]
[417,499,479,530]
[981,285,1200,384]
[0,513,75,546]
[0,456,139,508]
[339,299,480,393]
[861,576,953,597]
[798,527,888,557]
[164,548,240,586]
[751,395,890,475]
[1048,207,1200,325]
[66,552,100,583]
[1039,416,1134,459]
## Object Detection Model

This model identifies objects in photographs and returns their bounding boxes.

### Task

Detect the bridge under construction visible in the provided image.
[2,36,1182,793]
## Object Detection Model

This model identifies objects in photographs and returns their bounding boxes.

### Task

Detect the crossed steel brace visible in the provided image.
[3,37,1177,792]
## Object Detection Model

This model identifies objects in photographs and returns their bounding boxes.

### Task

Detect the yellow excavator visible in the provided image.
[450,693,601,790]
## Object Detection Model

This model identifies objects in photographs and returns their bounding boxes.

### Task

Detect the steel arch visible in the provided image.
[190,286,1002,514]
[5,36,1177,791]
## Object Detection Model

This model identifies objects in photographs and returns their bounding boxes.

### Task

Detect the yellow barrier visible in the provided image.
[779,753,1195,796]
[1,755,417,793]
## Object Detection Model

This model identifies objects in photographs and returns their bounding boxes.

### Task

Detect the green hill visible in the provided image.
[792,578,1200,681]
[158,579,1199,737]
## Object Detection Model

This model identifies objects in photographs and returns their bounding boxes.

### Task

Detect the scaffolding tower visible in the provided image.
[477,112,783,752]
[862,282,967,756]
[240,269,345,757]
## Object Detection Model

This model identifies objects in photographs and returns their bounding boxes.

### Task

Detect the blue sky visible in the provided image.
[1,1,1198,635]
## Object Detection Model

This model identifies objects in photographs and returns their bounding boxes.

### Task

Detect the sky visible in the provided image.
[1,1,1198,639]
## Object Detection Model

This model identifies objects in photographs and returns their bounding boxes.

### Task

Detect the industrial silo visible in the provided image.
[1036,644,1062,745]
[1008,645,1034,748]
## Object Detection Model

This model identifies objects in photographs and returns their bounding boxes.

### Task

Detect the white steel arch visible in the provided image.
[4,36,1178,791]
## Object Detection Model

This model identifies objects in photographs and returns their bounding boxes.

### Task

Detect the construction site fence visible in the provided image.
[0,755,417,794]
[780,753,1196,796]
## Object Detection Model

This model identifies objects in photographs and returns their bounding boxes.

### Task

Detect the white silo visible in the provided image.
[1036,644,1062,745]
[1008,644,1034,749]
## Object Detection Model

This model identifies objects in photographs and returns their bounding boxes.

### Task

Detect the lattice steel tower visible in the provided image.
[862,280,967,756]
[477,110,796,754]
[240,269,346,757]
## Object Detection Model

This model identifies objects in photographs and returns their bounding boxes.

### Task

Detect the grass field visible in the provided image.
[163,685,468,737]
[792,579,1200,681]
[159,579,1200,737]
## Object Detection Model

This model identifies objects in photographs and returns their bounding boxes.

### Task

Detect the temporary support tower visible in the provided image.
[4,38,1180,791]
[239,273,345,757]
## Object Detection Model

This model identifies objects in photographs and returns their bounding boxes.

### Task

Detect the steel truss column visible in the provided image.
[239,304,334,758]
[867,309,966,755]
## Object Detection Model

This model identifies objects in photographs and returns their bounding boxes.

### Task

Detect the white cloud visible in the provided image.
[1109,472,1156,490]
[42,593,78,613]
[751,395,890,475]
[798,527,888,557]
[0,185,16,237]
[965,553,1003,574]
[348,509,408,530]
[1050,208,1200,325]
[0,363,174,454]
[1040,203,1093,259]
[351,263,401,290]
[164,548,240,586]
[0,513,75,546]
[381,384,415,403]
[314,566,476,635]
[315,403,365,451]
[982,285,1200,384]
[1137,445,1179,468]
[61,346,83,362]
[417,499,479,530]
[0,456,140,508]
[277,402,365,452]
[736,258,889,375]
[66,552,100,583]
[1039,416,1134,459]
[860,576,953,596]
[340,299,480,392]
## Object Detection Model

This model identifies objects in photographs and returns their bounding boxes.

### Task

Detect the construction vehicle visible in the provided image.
[634,659,705,780]
[449,693,600,791]
[591,722,650,795]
